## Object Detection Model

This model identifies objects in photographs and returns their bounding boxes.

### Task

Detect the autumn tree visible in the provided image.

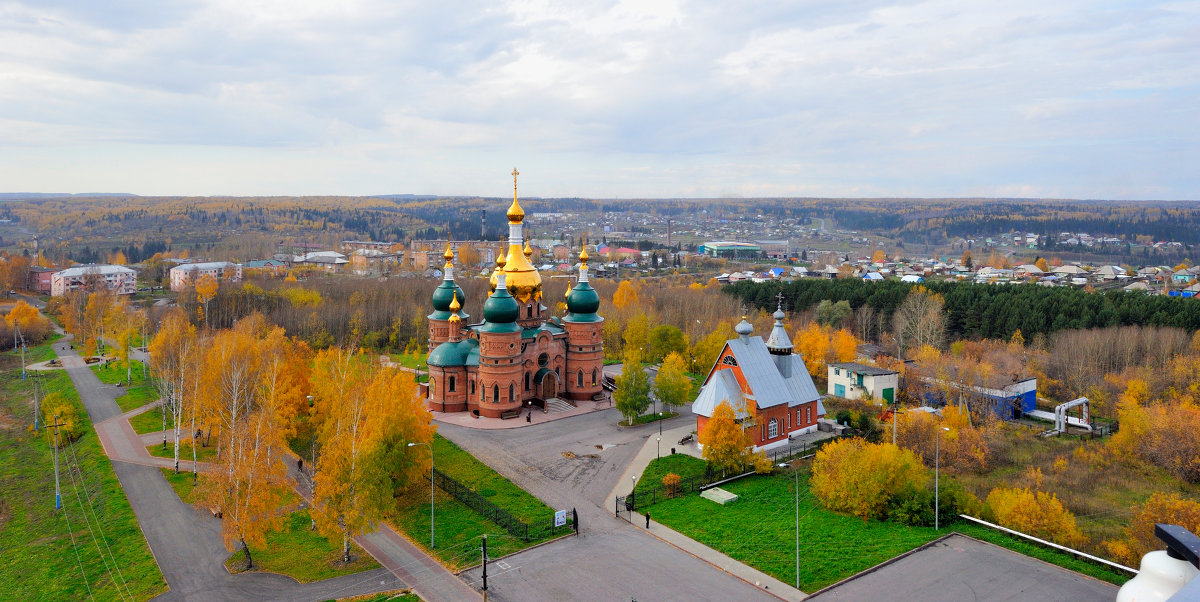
[811,438,929,521]
[700,401,760,475]
[1103,493,1200,566]
[985,487,1085,547]
[614,349,651,425]
[689,322,734,374]
[647,325,688,364]
[893,286,946,355]
[612,280,640,311]
[149,308,196,469]
[794,322,830,377]
[1034,257,1049,272]
[622,312,650,356]
[653,352,694,412]
[456,244,480,267]
[195,273,219,325]
[313,351,432,562]
[814,299,852,328]
[5,299,50,343]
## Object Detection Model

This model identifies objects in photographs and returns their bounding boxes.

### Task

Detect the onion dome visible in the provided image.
[448,292,462,326]
[766,302,793,355]
[443,245,454,264]
[735,316,754,339]
[481,271,521,332]
[507,168,525,223]
[429,245,466,320]
[523,240,533,259]
[565,246,602,321]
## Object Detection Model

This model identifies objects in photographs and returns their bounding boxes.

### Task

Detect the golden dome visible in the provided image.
[443,244,454,263]
[490,243,542,304]
[579,246,589,263]
[497,249,507,269]
[448,292,462,325]
[523,241,533,258]
[507,167,525,224]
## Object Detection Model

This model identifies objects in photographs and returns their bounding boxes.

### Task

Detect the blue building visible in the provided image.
[921,377,1037,420]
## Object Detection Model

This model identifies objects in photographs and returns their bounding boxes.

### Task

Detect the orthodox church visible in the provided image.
[692,304,824,451]
[425,170,604,418]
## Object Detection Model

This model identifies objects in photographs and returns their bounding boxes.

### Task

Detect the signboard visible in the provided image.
[554,509,567,527]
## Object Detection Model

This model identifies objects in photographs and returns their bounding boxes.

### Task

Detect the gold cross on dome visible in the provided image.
[512,168,519,194]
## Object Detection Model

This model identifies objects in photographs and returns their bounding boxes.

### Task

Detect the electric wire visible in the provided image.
[63,437,131,602]
[67,435,135,601]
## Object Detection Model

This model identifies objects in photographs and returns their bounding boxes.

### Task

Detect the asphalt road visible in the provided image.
[806,533,1119,601]
[441,405,777,602]
[55,336,404,601]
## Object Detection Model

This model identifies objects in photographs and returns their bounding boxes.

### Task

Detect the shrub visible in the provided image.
[662,473,681,496]
[811,437,929,521]
[41,393,85,447]
[984,486,1085,547]
[1102,493,1200,566]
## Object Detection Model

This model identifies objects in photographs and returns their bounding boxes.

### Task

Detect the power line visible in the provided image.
[48,421,95,602]
[62,437,131,602]
[66,435,134,601]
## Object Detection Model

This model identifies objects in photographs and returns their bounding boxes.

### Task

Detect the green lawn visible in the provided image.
[148,438,218,463]
[159,469,380,583]
[388,434,570,569]
[639,462,1128,592]
[634,454,708,496]
[129,405,170,434]
[619,410,679,427]
[328,591,420,602]
[115,385,158,412]
[387,352,427,371]
[91,359,147,385]
[0,344,166,601]
[91,361,158,412]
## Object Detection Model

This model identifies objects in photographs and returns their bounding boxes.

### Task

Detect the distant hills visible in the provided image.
[0,193,137,200]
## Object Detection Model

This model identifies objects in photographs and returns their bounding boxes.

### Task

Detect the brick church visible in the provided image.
[692,304,825,451]
[425,170,604,418]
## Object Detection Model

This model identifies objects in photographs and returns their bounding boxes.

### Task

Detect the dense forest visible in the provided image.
[727,279,1200,341]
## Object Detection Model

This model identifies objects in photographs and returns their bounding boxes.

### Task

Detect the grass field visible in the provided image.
[389,434,569,569]
[129,405,170,434]
[0,342,166,601]
[91,360,158,412]
[159,469,380,583]
[637,458,1129,592]
[619,410,679,427]
[148,438,218,463]
[387,352,427,371]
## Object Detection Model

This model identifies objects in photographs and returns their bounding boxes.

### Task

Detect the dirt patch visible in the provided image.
[0,498,10,530]
[561,451,576,458]
[0,412,19,431]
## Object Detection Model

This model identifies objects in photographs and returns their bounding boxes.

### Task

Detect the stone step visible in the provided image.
[544,398,576,413]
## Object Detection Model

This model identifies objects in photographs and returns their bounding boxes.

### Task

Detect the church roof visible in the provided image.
[427,338,480,367]
[723,336,821,410]
[692,370,748,419]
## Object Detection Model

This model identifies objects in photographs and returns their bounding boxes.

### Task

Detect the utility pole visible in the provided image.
[481,533,488,601]
[49,415,66,510]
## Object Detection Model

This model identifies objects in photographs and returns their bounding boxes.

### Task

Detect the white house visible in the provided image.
[827,362,900,404]
[51,265,137,296]
[168,261,243,292]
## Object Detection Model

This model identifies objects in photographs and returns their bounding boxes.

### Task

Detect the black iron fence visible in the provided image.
[432,468,575,541]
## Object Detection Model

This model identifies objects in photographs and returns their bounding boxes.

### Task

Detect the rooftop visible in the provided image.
[828,362,897,376]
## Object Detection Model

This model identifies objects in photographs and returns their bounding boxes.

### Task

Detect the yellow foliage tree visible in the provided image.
[1108,379,1150,457]
[612,280,640,311]
[830,328,857,363]
[794,322,829,377]
[1102,493,1200,566]
[985,487,1085,547]
[1034,257,1049,272]
[689,322,734,375]
[811,438,929,520]
[700,401,762,474]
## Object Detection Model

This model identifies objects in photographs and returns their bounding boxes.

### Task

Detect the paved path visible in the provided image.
[440,407,782,602]
[54,338,411,601]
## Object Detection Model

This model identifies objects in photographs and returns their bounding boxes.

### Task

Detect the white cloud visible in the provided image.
[0,0,1196,198]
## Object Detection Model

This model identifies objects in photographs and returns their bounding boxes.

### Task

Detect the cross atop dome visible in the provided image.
[507,167,524,224]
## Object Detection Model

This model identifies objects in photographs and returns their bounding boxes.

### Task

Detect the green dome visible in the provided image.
[566,281,600,316]
[431,280,465,313]
[428,339,478,367]
[482,283,521,328]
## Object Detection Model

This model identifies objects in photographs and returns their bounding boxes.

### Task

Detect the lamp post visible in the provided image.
[935,426,949,531]
[408,441,434,548]
[779,461,799,590]
[656,436,661,461]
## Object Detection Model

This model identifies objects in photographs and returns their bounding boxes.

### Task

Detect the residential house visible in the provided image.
[169,261,242,292]
[51,265,137,296]
[827,362,899,404]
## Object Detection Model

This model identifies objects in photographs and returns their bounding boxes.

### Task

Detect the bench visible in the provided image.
[678,434,694,445]
[500,409,521,420]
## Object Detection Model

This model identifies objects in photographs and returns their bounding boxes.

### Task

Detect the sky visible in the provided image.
[0,0,1197,200]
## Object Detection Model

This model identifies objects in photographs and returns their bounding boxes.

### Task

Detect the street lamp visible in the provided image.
[935,427,949,531]
[408,441,434,548]
[656,436,661,461]
[779,461,799,590]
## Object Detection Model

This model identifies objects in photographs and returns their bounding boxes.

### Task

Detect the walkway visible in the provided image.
[54,338,456,601]
[608,423,809,602]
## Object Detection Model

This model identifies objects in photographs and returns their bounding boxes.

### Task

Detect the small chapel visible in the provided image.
[425,170,604,418]
[692,303,825,451]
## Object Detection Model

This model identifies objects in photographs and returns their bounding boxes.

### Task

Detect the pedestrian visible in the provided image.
[645,512,651,529]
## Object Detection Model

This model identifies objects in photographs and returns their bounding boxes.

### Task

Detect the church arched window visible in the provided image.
[525,371,530,390]
[449,376,456,392]
[768,418,779,439]
[591,369,598,386]
[577,370,583,387]
[509,383,515,402]
[493,385,499,403]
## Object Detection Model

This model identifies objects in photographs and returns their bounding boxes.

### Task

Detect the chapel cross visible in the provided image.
[512,168,519,196]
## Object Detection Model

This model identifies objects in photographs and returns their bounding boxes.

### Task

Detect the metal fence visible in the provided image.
[614,436,844,517]
[432,468,575,541]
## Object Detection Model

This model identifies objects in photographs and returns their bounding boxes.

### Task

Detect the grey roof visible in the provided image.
[691,370,747,419]
[724,336,821,410]
[829,362,898,376]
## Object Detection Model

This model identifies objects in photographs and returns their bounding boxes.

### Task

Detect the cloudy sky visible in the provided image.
[1,0,1197,199]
